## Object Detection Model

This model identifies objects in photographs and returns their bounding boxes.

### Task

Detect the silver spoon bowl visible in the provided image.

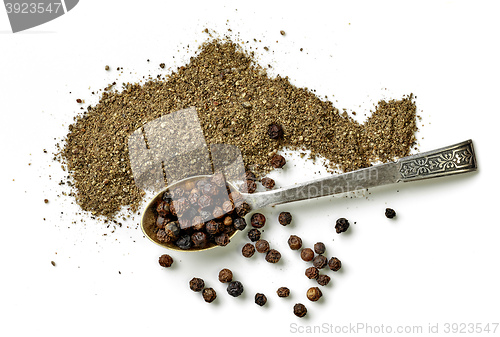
[141,139,476,252]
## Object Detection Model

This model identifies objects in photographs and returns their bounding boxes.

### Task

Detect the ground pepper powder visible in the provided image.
[60,38,418,219]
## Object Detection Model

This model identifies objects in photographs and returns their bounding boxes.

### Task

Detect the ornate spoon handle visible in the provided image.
[245,140,477,209]
[397,139,476,182]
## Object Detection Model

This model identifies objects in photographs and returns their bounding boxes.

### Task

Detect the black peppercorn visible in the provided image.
[214,233,231,246]
[189,277,205,292]
[197,194,213,210]
[277,287,290,297]
[188,188,201,205]
[335,218,350,234]
[270,154,286,168]
[218,268,233,283]
[305,266,319,279]
[268,123,284,139]
[222,200,234,214]
[247,228,261,242]
[206,220,222,235]
[261,177,275,190]
[227,281,244,297]
[300,248,314,262]
[191,232,208,248]
[293,303,307,318]
[156,200,170,217]
[156,229,169,243]
[235,202,251,217]
[317,274,331,286]
[242,243,255,258]
[192,216,205,231]
[288,235,302,250]
[328,257,342,271]
[165,221,180,240]
[385,208,396,218]
[278,212,292,226]
[176,235,193,250]
[306,287,322,301]
[158,254,173,268]
[202,288,217,303]
[244,179,257,194]
[314,242,326,255]
[233,217,247,231]
[312,255,328,269]
[265,249,281,263]
[255,293,267,306]
[250,213,266,228]
[255,239,270,253]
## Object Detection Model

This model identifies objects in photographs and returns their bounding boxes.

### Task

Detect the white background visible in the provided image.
[1,1,499,336]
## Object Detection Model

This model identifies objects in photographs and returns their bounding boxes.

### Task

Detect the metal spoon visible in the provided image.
[141,139,476,252]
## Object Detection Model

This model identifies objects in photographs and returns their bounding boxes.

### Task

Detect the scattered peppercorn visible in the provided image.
[385,208,396,218]
[280,30,286,36]
[202,288,217,303]
[261,177,275,190]
[265,249,281,263]
[335,218,350,234]
[306,287,322,302]
[268,124,284,139]
[328,257,342,271]
[317,274,331,286]
[314,242,326,255]
[159,63,165,69]
[277,287,290,298]
[158,254,173,268]
[250,213,266,228]
[44,199,49,204]
[293,303,307,318]
[227,281,244,297]
[242,243,255,258]
[218,268,233,283]
[301,248,314,262]
[312,255,328,269]
[76,99,82,103]
[189,277,205,292]
[278,211,293,226]
[305,266,319,279]
[270,154,286,168]
[104,65,109,71]
[255,293,267,306]
[248,228,261,242]
[288,235,302,250]
[255,239,270,253]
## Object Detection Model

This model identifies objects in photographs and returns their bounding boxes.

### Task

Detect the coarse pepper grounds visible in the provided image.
[60,38,418,219]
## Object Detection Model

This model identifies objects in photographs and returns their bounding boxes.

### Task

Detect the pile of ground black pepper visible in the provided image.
[60,37,417,218]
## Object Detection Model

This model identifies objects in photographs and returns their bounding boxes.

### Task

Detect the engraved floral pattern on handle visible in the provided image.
[399,141,476,180]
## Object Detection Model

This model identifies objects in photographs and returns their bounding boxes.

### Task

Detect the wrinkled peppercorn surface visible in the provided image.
[255,293,267,306]
[189,277,205,292]
[293,303,307,318]
[242,243,256,258]
[227,281,244,297]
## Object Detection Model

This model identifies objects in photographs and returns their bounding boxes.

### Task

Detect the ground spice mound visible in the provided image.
[61,38,417,218]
